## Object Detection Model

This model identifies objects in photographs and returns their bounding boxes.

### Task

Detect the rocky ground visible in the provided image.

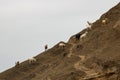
[0,2,120,80]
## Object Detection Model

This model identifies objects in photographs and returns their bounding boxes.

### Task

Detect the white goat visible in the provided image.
[59,43,65,48]
[102,18,108,25]
[28,57,36,64]
[87,21,93,30]
[80,32,88,40]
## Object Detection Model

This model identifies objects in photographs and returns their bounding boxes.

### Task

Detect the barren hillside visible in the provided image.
[0,2,120,80]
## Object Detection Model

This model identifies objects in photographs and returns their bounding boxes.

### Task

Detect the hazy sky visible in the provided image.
[0,0,119,72]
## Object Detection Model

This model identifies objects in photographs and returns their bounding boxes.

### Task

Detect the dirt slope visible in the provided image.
[0,2,120,80]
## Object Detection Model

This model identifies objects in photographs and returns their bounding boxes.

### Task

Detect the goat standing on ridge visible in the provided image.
[45,44,48,51]
[75,33,81,41]
[28,57,36,64]
[59,42,65,48]
[15,61,20,67]
[87,21,93,30]
[80,32,88,41]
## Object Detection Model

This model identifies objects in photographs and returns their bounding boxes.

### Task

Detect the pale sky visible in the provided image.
[0,0,119,72]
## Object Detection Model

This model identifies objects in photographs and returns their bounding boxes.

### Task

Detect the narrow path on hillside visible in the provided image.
[67,43,102,79]
[67,43,76,58]
[74,55,102,80]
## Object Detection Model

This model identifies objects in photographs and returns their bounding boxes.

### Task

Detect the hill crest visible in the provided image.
[0,2,120,80]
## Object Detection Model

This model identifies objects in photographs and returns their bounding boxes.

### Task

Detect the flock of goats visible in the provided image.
[15,18,108,67]
[75,18,108,41]
[15,42,66,67]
